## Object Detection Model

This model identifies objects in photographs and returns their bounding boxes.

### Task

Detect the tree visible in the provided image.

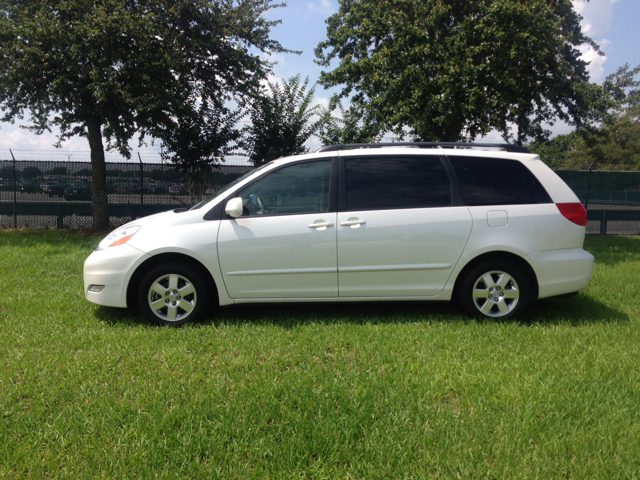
[21,166,42,180]
[243,75,326,166]
[0,166,13,180]
[528,64,640,171]
[317,96,383,145]
[0,0,287,230]
[529,120,640,172]
[526,131,580,170]
[49,166,68,176]
[316,0,599,145]
[596,64,640,125]
[158,100,242,205]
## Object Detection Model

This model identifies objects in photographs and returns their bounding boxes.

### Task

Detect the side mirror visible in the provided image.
[225,197,243,218]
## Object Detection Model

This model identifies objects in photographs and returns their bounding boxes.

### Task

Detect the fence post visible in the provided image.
[10,149,17,228]
[584,160,597,232]
[584,161,596,211]
[138,153,144,205]
[57,203,64,229]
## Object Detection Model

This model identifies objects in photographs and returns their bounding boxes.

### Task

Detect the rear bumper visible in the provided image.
[527,248,594,299]
[83,244,149,308]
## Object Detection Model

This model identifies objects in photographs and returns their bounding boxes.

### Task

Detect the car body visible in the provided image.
[168,183,188,196]
[20,180,41,193]
[64,181,92,201]
[41,181,67,197]
[84,143,593,325]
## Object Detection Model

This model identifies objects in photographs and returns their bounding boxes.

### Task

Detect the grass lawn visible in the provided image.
[1,230,639,479]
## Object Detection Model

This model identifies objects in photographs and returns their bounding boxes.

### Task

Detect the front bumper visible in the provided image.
[528,248,594,299]
[83,244,150,308]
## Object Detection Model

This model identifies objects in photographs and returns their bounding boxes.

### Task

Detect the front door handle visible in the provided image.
[308,221,334,229]
[340,219,366,227]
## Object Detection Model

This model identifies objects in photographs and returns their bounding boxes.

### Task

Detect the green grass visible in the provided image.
[1,230,640,479]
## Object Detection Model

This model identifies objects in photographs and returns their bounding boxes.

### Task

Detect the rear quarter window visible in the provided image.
[448,156,552,206]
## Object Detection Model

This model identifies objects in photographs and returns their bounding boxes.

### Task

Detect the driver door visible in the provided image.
[217,159,338,299]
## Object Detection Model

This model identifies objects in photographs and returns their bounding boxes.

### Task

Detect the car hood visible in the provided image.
[119,207,197,230]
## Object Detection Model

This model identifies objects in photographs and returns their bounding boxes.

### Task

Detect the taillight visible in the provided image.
[556,202,587,226]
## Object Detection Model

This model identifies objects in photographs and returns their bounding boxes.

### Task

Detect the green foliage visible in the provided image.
[575,117,640,171]
[316,0,599,144]
[243,75,325,166]
[158,101,242,205]
[317,96,383,146]
[529,125,640,172]
[48,166,68,176]
[0,166,14,180]
[0,0,286,153]
[528,65,640,171]
[21,166,42,180]
[597,64,640,125]
[527,131,582,170]
[0,0,288,229]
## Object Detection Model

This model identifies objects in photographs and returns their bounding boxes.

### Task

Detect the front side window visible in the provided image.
[237,160,332,216]
[344,155,451,211]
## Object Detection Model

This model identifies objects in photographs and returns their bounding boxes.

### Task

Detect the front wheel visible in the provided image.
[137,263,210,326]
[457,261,531,319]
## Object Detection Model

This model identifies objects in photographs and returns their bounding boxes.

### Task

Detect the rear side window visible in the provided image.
[344,156,451,211]
[449,156,552,206]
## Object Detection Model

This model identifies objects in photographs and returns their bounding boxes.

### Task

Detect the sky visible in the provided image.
[1,0,639,162]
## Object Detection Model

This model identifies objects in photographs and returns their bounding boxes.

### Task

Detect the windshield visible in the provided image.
[189,162,272,210]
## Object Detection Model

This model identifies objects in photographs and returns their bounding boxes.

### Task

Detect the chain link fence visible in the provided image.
[1,158,639,234]
[0,158,252,229]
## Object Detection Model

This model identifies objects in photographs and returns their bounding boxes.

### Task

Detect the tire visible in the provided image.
[137,262,211,326]
[457,260,531,319]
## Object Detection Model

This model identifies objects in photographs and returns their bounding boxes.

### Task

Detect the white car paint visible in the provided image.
[217,212,338,298]
[84,145,594,322]
[336,207,472,296]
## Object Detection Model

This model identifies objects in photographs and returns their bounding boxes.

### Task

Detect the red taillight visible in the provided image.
[556,202,587,226]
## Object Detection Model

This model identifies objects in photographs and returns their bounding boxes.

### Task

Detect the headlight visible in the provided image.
[96,225,141,251]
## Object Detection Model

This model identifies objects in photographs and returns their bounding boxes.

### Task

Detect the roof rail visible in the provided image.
[315,142,530,154]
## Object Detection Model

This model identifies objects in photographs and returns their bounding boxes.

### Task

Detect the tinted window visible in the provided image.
[345,156,451,211]
[237,160,332,216]
[449,156,552,206]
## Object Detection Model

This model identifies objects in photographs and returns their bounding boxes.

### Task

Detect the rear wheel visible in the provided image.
[137,263,210,325]
[457,261,531,319]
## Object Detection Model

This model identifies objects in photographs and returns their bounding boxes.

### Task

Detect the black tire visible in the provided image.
[457,260,531,319]
[137,262,211,326]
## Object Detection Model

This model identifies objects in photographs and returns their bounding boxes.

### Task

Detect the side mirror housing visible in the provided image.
[225,197,243,218]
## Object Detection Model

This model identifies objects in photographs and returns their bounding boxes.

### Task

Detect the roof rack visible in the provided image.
[315,142,530,154]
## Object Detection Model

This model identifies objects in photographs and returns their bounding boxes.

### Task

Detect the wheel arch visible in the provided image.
[126,252,218,309]
[452,251,539,302]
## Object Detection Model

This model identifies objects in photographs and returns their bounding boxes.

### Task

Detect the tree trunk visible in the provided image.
[85,114,110,231]
[441,124,465,143]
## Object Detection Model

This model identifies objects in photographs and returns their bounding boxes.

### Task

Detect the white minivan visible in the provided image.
[84,143,594,325]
